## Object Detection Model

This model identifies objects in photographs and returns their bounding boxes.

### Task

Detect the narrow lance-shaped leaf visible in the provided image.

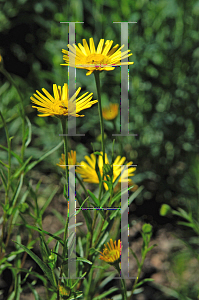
[14,241,56,288]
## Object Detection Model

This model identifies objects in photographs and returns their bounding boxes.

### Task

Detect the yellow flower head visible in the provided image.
[99,239,122,264]
[102,103,119,120]
[57,150,77,169]
[30,83,98,117]
[61,37,134,76]
[76,152,136,190]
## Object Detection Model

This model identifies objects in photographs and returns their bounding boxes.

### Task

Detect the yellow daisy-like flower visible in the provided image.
[61,37,134,76]
[57,150,77,169]
[102,103,119,120]
[76,152,136,190]
[30,83,98,117]
[99,239,122,264]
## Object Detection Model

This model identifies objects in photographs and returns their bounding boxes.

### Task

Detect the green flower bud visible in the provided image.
[18,203,29,213]
[160,204,172,216]
[142,223,152,234]
[103,163,113,180]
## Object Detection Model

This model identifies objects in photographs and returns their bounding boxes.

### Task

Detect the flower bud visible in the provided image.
[160,204,172,216]
[142,223,152,234]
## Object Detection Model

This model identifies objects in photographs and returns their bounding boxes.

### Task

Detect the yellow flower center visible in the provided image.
[86,54,108,66]
[51,102,68,115]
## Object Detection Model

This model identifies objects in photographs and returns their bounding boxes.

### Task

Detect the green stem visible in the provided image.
[94,71,105,200]
[93,189,113,248]
[61,118,69,256]
[76,173,88,197]
[94,72,105,164]
[128,254,146,299]
[115,263,127,300]
[61,118,69,196]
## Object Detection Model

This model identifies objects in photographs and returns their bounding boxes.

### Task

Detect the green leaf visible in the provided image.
[93,152,103,156]
[71,272,87,289]
[10,174,24,208]
[39,234,50,262]
[14,241,56,288]
[53,241,59,265]
[24,141,63,174]
[69,197,90,220]
[0,168,7,190]
[92,287,118,300]
[27,283,39,300]
[11,156,32,179]
[94,219,114,250]
[0,145,23,164]
[146,244,157,253]
[100,171,122,206]
[46,228,65,244]
[25,225,64,246]
[19,269,46,286]
[51,209,65,225]
[76,191,92,231]
[87,190,100,206]
[110,184,137,210]
[76,257,92,264]
[40,186,59,216]
[128,185,144,205]
[177,221,195,228]
[78,236,84,258]
[0,159,9,168]
[130,248,140,268]
[63,257,92,265]
[135,278,154,288]
[177,208,191,220]
[102,208,120,231]
[25,116,32,147]
[87,190,105,219]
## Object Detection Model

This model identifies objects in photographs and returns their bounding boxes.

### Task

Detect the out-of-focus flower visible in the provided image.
[31,83,97,118]
[61,37,134,76]
[102,103,119,120]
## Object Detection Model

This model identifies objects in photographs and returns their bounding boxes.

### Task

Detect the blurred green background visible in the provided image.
[0,0,198,298]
